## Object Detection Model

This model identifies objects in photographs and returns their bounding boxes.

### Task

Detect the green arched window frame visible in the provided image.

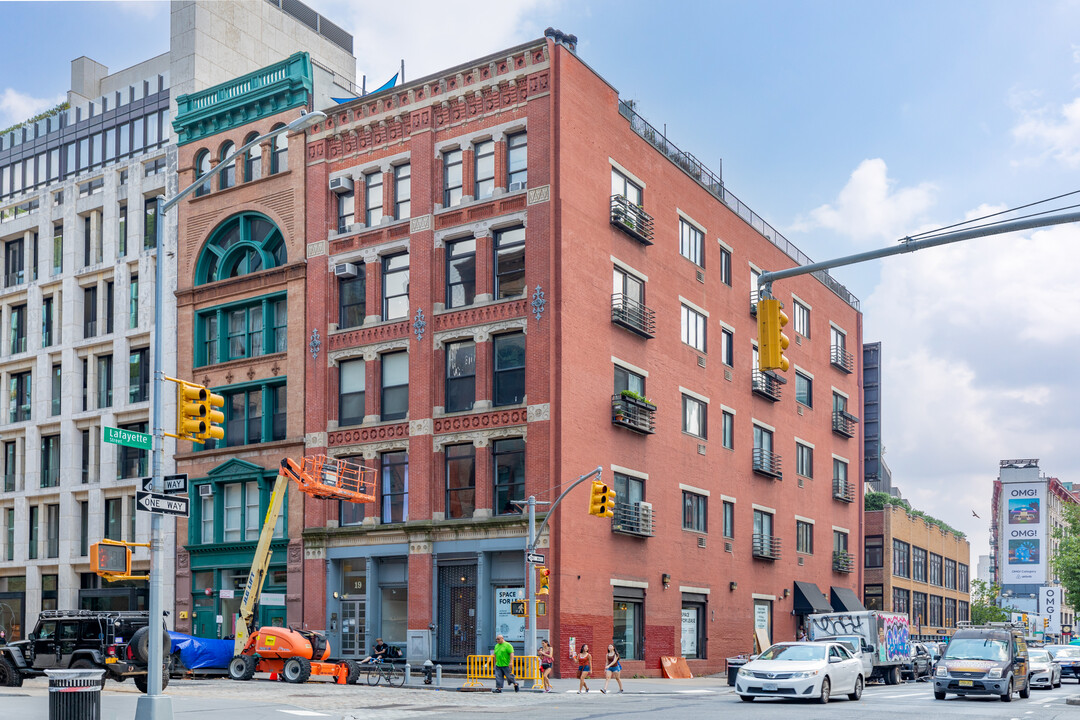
[195,212,287,286]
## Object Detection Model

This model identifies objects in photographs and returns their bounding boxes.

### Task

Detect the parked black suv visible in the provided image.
[0,610,170,693]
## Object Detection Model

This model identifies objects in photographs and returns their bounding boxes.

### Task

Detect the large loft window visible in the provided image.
[195,213,286,285]
[196,294,287,367]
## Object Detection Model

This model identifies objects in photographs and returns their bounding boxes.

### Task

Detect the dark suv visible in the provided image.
[933,623,1030,701]
[0,610,170,693]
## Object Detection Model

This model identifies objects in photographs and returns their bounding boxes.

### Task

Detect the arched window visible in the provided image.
[244,132,262,183]
[195,212,287,285]
[270,124,288,174]
[219,141,235,190]
[194,149,211,197]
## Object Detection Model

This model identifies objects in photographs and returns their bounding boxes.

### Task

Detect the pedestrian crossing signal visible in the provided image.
[510,600,527,617]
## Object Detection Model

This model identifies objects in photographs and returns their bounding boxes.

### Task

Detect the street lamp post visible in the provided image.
[134,109,325,720]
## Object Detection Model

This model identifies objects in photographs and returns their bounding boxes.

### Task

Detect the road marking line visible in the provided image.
[675,689,715,694]
[278,712,330,717]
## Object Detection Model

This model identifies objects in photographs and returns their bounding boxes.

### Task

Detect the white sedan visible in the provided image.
[736,641,864,703]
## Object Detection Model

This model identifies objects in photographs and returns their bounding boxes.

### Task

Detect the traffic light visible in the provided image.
[589,481,615,518]
[757,297,790,372]
[200,390,225,443]
[177,380,208,441]
[537,567,550,595]
[1044,617,1050,629]
[91,542,130,577]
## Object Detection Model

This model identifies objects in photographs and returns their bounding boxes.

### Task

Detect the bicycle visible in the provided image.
[366,658,405,687]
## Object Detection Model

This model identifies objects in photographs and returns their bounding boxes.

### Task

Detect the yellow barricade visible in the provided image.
[463,655,542,689]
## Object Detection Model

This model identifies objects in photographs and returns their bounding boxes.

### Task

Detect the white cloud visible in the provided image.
[108,0,164,21]
[305,0,556,90]
[864,220,1080,559]
[0,88,65,129]
[1012,96,1080,167]
[789,159,937,244]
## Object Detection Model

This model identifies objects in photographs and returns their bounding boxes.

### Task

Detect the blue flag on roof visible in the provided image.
[331,72,399,104]
[369,72,398,95]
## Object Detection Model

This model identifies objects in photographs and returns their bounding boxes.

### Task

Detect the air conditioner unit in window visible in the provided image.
[638,501,653,535]
[329,176,354,194]
[334,263,358,279]
[198,484,214,497]
[509,181,526,191]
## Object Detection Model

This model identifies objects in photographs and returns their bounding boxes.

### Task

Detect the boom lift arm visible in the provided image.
[233,456,376,657]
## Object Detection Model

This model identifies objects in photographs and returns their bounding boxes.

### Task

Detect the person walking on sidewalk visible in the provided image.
[601,644,623,693]
[575,643,592,693]
[491,634,519,693]
[539,639,554,693]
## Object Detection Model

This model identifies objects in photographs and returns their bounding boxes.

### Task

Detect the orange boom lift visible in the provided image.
[227,456,376,684]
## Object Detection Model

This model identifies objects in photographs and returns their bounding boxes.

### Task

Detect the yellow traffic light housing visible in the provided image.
[177,380,208,441]
[757,297,790,372]
[589,481,616,518]
[537,567,550,595]
[200,391,225,443]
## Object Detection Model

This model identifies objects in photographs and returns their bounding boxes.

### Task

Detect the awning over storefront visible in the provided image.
[830,586,866,613]
[793,581,833,615]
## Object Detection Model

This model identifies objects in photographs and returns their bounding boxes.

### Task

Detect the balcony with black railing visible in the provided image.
[612,394,656,435]
[612,501,654,537]
[752,448,782,479]
[833,550,855,573]
[831,345,854,373]
[751,370,781,402]
[832,410,858,438]
[611,294,655,339]
[832,477,855,503]
[610,195,654,245]
[753,534,781,560]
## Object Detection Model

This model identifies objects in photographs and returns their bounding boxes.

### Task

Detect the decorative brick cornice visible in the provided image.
[176,262,304,307]
[328,320,410,353]
[434,408,527,435]
[329,222,410,256]
[433,299,527,335]
[434,194,527,232]
[328,422,409,447]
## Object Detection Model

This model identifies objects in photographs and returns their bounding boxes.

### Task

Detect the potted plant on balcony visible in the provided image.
[619,389,656,411]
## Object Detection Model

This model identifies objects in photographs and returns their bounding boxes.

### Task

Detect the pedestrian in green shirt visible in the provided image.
[491,634,519,693]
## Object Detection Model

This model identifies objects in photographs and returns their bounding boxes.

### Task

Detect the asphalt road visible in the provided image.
[0,675,1077,720]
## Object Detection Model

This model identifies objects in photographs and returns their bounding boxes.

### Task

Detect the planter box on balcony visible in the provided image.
[610,195,654,245]
[612,395,656,435]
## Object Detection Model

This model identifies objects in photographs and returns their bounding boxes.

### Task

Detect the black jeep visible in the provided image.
[0,610,170,693]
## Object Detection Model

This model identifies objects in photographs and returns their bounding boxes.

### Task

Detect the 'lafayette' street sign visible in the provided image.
[104,426,152,451]
[135,491,189,517]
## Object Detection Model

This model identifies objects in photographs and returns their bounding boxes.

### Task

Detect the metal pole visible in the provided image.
[526,496,536,657]
[757,210,1080,294]
[135,198,171,720]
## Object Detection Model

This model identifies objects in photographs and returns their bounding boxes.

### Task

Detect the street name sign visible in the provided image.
[526,552,545,564]
[104,426,152,450]
[136,491,189,517]
[140,474,188,495]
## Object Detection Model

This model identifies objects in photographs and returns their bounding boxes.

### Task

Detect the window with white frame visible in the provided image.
[795,370,813,407]
[679,219,704,267]
[796,443,813,478]
[719,245,731,286]
[682,394,707,439]
[611,168,642,205]
[721,410,734,449]
[721,327,733,367]
[793,299,810,337]
[681,304,706,352]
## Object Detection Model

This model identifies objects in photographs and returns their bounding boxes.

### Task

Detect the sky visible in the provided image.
[4,0,1080,563]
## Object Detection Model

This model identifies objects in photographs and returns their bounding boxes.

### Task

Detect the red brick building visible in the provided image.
[300,32,864,676]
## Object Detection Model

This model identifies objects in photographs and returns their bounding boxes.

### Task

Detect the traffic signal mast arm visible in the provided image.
[528,466,604,553]
[756,209,1080,303]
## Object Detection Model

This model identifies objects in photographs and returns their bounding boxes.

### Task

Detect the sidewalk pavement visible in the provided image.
[423,672,734,694]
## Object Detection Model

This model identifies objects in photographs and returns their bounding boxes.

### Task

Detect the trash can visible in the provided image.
[726,657,748,687]
[46,668,104,720]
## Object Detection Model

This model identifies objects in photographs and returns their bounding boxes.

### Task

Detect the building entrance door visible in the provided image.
[340,599,366,658]
[194,609,217,638]
[437,564,476,660]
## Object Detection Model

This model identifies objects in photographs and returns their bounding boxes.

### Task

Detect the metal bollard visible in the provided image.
[435,664,442,687]
[404,663,411,685]
[46,668,104,720]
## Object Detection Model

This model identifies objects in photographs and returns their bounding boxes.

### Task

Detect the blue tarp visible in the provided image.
[169,632,233,670]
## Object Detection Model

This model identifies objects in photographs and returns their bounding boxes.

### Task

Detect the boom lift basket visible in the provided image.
[282,456,377,504]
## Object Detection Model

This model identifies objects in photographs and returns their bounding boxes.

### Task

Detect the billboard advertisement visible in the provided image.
[1041,586,1063,635]
[1002,481,1047,584]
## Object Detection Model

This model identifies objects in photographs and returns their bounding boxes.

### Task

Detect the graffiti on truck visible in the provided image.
[810,613,866,637]
[881,615,909,662]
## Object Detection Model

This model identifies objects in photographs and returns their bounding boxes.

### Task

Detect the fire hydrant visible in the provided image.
[423,659,434,685]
